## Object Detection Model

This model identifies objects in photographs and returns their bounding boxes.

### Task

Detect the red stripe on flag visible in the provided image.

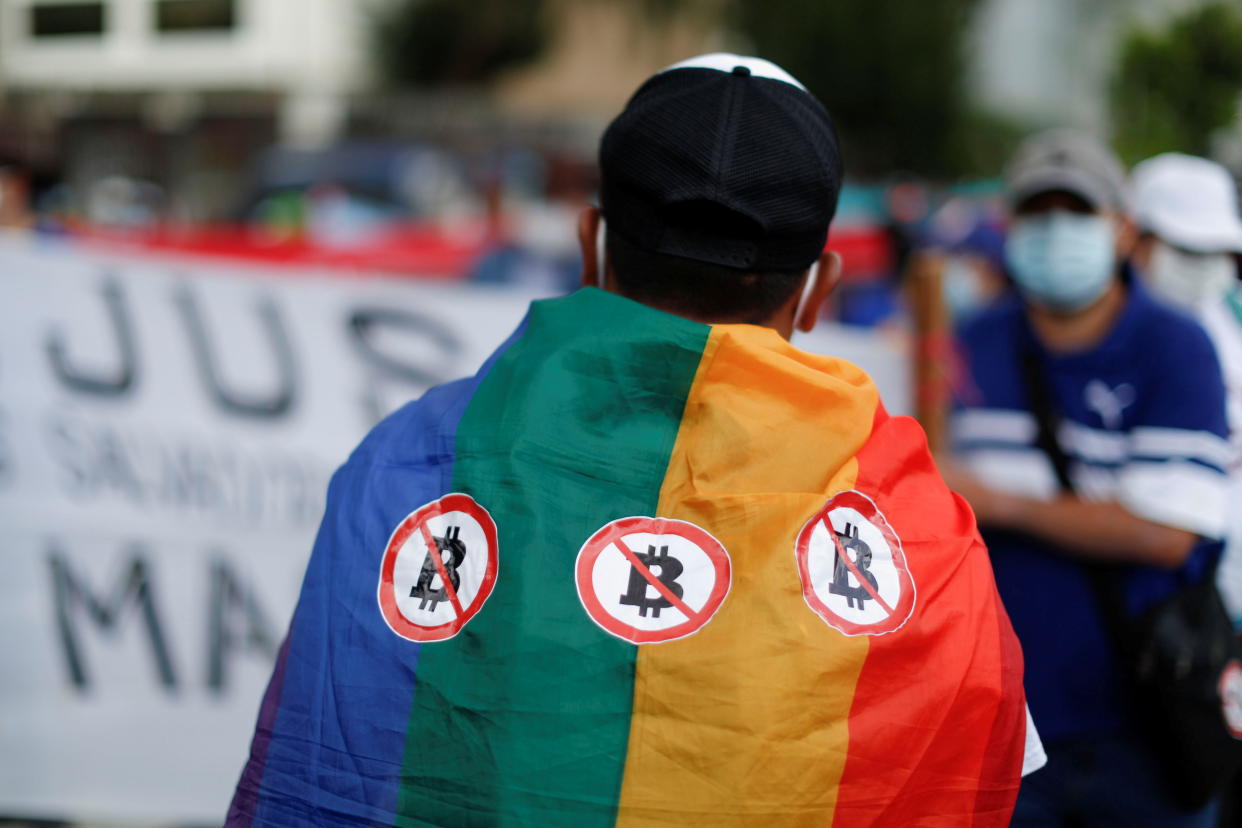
[830,406,1024,827]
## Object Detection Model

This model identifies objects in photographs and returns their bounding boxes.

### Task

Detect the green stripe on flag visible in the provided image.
[395,288,710,827]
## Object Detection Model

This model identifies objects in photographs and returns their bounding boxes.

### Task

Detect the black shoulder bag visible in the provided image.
[1020,349,1242,811]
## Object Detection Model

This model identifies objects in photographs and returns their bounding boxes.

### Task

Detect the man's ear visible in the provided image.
[1113,215,1138,262]
[578,206,603,289]
[796,250,843,333]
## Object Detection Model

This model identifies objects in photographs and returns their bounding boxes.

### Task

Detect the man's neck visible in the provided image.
[1025,277,1127,354]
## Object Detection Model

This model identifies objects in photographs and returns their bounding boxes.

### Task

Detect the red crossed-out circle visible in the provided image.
[795,489,916,637]
[575,516,732,645]
[377,492,499,643]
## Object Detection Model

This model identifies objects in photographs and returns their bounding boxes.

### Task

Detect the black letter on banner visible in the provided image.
[45,276,138,396]
[349,307,461,422]
[175,285,298,418]
[206,558,278,694]
[49,547,178,691]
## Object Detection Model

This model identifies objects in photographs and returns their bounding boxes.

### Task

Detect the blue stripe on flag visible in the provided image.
[230,315,530,827]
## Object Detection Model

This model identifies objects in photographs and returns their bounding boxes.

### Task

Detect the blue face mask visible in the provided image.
[942,257,985,319]
[1004,211,1116,312]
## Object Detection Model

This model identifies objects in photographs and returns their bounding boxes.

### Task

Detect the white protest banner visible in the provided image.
[0,231,908,824]
[0,233,542,824]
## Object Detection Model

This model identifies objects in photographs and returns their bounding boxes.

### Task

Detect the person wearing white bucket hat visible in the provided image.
[1131,153,1242,309]
[1131,153,1242,630]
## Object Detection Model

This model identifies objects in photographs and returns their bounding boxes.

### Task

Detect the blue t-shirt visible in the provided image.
[954,280,1231,743]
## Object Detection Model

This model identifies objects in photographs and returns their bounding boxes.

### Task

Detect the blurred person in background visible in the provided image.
[884,177,931,279]
[469,154,590,295]
[947,130,1230,827]
[1130,152,1242,630]
[930,195,1011,322]
[0,155,33,230]
[835,179,930,328]
[228,53,1036,826]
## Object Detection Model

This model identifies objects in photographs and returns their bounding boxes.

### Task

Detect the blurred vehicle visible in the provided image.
[85,175,167,229]
[237,142,481,246]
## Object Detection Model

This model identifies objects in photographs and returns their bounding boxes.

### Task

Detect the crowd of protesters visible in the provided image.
[941,131,1242,827]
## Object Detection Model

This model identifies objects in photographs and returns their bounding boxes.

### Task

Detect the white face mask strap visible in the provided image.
[595,217,607,288]
[793,260,820,327]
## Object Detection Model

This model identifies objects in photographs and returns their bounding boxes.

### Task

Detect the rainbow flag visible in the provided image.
[229,287,1027,827]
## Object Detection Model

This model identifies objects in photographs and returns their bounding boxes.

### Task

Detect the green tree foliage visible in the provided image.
[1112,2,1242,163]
[729,0,993,177]
[369,0,1007,177]
[373,0,548,88]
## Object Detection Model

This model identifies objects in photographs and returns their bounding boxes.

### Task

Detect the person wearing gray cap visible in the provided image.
[945,130,1231,826]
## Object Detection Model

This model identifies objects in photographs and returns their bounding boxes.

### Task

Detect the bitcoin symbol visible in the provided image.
[829,522,878,610]
[410,525,466,611]
[618,544,684,618]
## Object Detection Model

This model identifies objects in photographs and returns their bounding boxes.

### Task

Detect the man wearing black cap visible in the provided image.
[582,53,845,331]
[948,130,1231,826]
[229,54,1033,826]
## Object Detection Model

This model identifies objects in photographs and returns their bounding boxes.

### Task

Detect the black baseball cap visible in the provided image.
[600,53,843,272]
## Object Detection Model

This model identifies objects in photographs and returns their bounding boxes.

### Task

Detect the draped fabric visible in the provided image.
[228,287,1026,827]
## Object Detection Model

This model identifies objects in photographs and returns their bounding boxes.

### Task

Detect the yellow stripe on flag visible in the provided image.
[616,324,881,826]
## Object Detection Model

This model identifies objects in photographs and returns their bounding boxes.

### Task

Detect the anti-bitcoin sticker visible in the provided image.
[575,516,732,645]
[795,489,916,636]
[377,492,499,642]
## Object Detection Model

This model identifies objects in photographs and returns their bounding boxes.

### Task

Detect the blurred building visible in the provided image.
[0,0,736,226]
[970,0,1220,133]
[494,0,728,122]
[0,0,374,140]
[0,0,381,221]
[0,0,731,225]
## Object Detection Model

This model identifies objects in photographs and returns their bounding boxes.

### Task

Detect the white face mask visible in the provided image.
[793,260,820,327]
[942,257,986,318]
[1146,240,1237,311]
[596,217,606,288]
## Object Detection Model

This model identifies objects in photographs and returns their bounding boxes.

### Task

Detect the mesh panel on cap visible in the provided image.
[600,63,842,271]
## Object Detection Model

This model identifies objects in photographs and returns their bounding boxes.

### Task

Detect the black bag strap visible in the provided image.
[1019,349,1075,495]
[1017,347,1133,625]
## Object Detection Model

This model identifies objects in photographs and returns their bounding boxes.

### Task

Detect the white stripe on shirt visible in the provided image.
[953,408,1035,445]
[1117,460,1229,539]
[1129,426,1234,470]
[956,410,1232,470]
[963,447,1059,502]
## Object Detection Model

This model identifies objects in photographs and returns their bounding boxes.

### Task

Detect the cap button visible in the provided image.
[732,65,751,77]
